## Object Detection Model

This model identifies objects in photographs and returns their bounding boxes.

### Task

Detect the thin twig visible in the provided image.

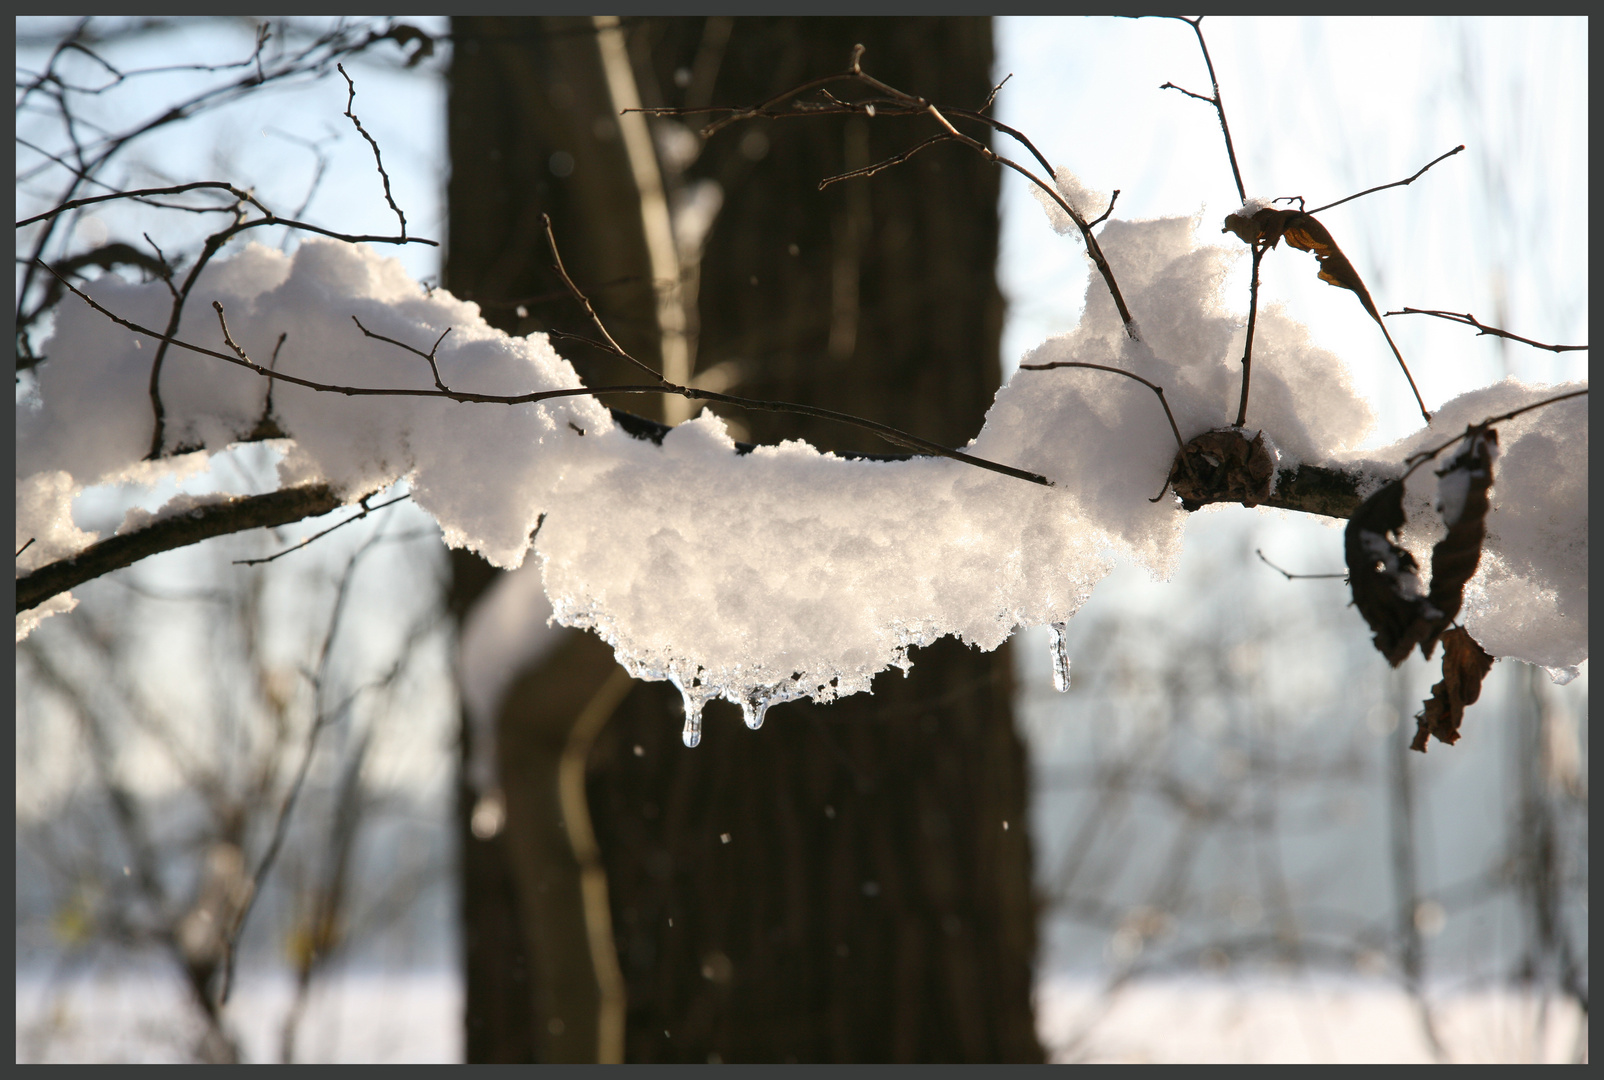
[1255,548,1346,581]
[818,134,955,190]
[232,492,412,566]
[1235,246,1266,427]
[1384,308,1587,354]
[337,63,406,238]
[1309,145,1465,215]
[1018,360,1186,451]
[17,538,37,559]
[1146,16,1246,204]
[1087,190,1120,229]
[540,214,664,381]
[350,317,452,391]
[1399,389,1589,483]
[45,263,1054,488]
[633,47,1140,339]
[16,181,273,228]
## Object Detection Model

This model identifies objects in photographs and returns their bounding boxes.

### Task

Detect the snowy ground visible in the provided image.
[1035,974,1587,1064]
[15,964,462,1064]
[16,964,1585,1064]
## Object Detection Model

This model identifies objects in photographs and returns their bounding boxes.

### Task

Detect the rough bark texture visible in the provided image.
[447,16,1041,1062]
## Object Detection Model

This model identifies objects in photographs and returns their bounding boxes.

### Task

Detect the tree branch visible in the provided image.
[1384,308,1587,354]
[16,484,341,614]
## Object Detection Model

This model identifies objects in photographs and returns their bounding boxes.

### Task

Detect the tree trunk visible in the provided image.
[447,16,1041,1062]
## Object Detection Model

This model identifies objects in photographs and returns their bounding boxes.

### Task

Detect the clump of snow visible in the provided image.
[16,592,78,642]
[17,239,609,572]
[18,229,1585,718]
[1344,379,1588,679]
[15,470,100,574]
[115,490,249,536]
[975,215,1373,576]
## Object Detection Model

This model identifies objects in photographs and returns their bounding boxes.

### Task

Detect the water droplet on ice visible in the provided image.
[1049,621,1070,693]
[680,688,704,747]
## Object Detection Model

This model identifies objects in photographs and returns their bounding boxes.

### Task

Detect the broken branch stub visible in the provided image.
[1166,428,1275,512]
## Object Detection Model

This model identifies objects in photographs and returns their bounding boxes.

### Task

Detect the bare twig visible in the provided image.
[1235,246,1266,427]
[818,134,955,190]
[17,538,37,558]
[233,492,413,567]
[633,47,1141,339]
[1087,189,1120,229]
[16,484,342,614]
[1399,388,1589,483]
[350,316,452,390]
[1384,308,1587,354]
[1309,145,1465,215]
[16,181,272,228]
[337,63,406,238]
[1145,16,1246,204]
[1017,360,1186,452]
[137,252,1053,488]
[1255,548,1346,582]
[541,214,664,381]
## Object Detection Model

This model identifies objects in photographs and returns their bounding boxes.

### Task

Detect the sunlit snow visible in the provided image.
[17,226,1589,723]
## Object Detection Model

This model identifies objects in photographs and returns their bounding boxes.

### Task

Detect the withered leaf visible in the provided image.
[1411,627,1495,752]
[1346,428,1499,668]
[1424,428,1498,637]
[1223,208,1383,323]
[1344,480,1440,667]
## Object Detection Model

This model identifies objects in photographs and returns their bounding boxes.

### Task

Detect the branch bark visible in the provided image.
[16,483,340,614]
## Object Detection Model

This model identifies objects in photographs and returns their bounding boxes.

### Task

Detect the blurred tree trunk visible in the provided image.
[447,16,1041,1063]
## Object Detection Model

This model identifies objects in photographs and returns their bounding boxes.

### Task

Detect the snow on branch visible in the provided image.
[14,28,1589,739]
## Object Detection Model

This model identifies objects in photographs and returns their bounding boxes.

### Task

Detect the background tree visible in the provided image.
[446,16,1039,1063]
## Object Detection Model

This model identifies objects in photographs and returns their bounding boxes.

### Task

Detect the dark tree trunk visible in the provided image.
[447,16,1041,1063]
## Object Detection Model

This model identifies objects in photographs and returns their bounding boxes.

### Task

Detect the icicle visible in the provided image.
[1049,621,1071,693]
[680,688,704,747]
[741,691,772,731]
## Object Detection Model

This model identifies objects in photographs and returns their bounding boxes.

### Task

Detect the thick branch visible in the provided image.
[1260,463,1373,521]
[16,484,341,614]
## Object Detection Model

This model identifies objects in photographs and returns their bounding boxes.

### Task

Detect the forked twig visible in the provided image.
[45,258,1055,489]
[1384,308,1587,354]
[232,491,412,566]
[1144,15,1246,204]
[631,46,1141,340]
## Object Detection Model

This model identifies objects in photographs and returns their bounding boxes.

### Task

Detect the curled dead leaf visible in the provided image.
[1343,480,1440,667]
[1424,428,1498,635]
[1345,427,1499,669]
[1223,208,1382,320]
[1411,627,1495,752]
[1223,206,1429,424]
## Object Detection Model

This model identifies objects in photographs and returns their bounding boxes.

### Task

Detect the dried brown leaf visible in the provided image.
[1344,480,1439,667]
[1411,627,1495,752]
[1423,428,1498,641]
[1224,208,1383,322]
